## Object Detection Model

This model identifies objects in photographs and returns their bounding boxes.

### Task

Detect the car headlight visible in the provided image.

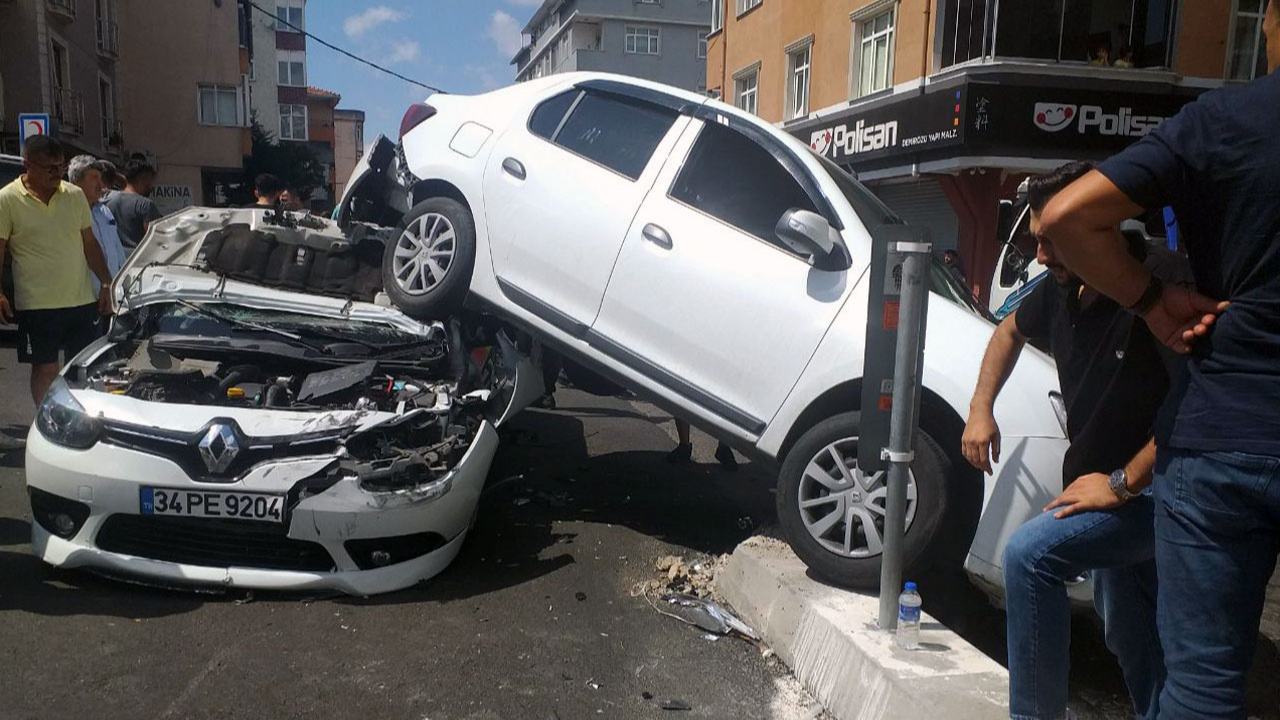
[36,377,102,449]
[1048,391,1069,437]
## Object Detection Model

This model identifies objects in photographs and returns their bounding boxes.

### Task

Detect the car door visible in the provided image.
[482,86,690,333]
[589,118,854,435]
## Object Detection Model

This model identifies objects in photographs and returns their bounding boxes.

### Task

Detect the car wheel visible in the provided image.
[776,411,950,590]
[382,197,476,321]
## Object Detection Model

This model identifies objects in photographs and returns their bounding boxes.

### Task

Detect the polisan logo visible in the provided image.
[810,118,899,158]
[1034,102,1167,137]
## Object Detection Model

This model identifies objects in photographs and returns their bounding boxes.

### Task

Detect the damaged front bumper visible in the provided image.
[26,415,498,597]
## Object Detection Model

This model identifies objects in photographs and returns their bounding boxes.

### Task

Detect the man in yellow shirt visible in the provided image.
[0,136,112,405]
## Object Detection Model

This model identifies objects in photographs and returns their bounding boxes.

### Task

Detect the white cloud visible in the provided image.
[344,6,409,38]
[504,0,543,6]
[486,10,524,58]
[384,40,421,65]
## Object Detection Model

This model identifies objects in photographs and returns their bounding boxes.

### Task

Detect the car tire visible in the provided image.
[382,197,476,321]
[776,411,951,590]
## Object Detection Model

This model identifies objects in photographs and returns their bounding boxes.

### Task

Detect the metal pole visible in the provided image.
[878,242,932,630]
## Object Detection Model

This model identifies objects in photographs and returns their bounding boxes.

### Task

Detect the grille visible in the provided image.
[96,515,334,572]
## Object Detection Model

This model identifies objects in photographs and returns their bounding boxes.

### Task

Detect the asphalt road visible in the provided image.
[2,338,1277,720]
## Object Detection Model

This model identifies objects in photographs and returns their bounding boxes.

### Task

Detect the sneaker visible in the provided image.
[715,443,738,471]
[666,443,693,464]
[0,433,26,452]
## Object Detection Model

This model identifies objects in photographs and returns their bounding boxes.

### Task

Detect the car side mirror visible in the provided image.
[995,199,1015,248]
[775,209,848,271]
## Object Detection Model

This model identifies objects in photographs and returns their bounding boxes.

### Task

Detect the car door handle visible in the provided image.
[502,157,526,180]
[641,223,672,250]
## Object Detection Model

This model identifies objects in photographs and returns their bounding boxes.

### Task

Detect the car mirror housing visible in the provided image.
[775,209,849,271]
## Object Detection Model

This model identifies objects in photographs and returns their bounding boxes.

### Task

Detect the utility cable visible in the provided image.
[244,0,446,94]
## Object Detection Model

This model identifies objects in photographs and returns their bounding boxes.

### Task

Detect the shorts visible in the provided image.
[16,303,100,365]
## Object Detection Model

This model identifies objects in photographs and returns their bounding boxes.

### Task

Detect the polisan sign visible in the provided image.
[1032,102,1168,137]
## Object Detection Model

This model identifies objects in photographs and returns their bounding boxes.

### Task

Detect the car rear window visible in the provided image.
[529,90,578,140]
[533,91,677,181]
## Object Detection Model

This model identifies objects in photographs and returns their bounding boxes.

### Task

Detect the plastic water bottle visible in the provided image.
[896,581,922,650]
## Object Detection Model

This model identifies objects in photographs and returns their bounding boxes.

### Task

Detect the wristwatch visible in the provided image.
[1108,468,1139,501]
[1126,274,1164,316]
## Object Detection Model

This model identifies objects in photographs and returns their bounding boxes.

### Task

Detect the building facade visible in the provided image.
[248,0,309,144]
[305,85,339,213]
[332,107,365,205]
[707,0,1260,301]
[114,0,249,211]
[512,0,712,92]
[0,0,124,159]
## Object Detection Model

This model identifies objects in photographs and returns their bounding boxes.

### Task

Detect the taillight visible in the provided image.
[399,103,437,140]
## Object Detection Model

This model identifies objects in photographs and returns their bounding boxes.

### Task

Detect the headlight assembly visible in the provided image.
[36,377,102,449]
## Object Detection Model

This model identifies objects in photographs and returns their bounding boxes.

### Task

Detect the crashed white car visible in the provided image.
[338,72,1080,600]
[26,208,544,596]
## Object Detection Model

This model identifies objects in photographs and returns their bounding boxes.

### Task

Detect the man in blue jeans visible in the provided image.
[963,161,1191,720]
[1040,4,1280,716]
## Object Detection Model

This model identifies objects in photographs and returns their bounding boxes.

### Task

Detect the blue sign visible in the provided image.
[18,113,51,149]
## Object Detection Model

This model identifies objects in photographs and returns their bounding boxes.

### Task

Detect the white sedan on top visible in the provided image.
[336,72,1077,599]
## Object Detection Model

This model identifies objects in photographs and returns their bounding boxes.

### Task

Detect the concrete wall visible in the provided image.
[248,1,280,135]
[0,2,46,153]
[117,0,245,206]
[332,109,363,204]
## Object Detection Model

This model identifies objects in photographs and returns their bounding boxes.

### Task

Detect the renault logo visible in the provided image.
[198,423,240,474]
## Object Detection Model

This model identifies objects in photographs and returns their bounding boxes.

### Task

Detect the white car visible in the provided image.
[26,207,545,596]
[338,72,1078,599]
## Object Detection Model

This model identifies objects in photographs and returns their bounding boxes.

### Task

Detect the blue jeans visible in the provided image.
[1003,494,1164,720]
[1154,448,1280,719]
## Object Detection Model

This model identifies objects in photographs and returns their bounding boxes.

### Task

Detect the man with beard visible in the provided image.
[962,161,1190,720]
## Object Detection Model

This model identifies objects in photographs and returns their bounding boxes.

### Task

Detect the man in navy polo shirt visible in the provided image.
[1038,3,1280,716]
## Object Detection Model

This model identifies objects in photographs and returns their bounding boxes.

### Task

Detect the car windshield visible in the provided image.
[928,257,993,321]
[154,303,429,346]
[812,152,902,229]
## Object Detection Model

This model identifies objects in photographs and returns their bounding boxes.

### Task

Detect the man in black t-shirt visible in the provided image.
[1039,5,1280,717]
[963,162,1190,720]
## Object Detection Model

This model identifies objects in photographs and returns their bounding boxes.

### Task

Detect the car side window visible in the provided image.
[532,90,677,181]
[529,90,579,140]
[669,122,820,250]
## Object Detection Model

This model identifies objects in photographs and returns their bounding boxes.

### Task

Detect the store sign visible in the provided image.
[803,85,967,164]
[151,185,194,215]
[966,81,1199,154]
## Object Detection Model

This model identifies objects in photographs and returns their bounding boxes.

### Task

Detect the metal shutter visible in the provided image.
[872,179,960,254]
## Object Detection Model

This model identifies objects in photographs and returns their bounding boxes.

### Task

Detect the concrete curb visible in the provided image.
[716,537,1009,720]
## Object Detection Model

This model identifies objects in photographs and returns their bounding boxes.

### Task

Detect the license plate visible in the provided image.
[140,487,285,523]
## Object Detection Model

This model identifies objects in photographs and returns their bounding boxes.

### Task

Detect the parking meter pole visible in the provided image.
[877,243,932,630]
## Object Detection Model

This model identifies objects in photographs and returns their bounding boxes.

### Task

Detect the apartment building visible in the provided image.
[512,0,712,92]
[0,0,124,159]
[305,85,339,213]
[707,0,1259,300]
[332,107,365,205]
[248,0,308,143]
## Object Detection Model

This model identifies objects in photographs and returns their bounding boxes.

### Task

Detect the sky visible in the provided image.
[302,0,543,142]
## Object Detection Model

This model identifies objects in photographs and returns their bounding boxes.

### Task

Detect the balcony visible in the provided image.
[53,87,85,137]
[97,19,119,59]
[102,117,123,153]
[47,0,75,22]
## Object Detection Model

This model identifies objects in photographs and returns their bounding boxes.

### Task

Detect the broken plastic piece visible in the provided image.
[655,593,760,640]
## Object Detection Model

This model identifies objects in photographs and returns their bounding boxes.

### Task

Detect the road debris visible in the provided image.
[635,553,722,599]
[575,591,587,602]
[661,699,693,711]
[645,592,760,641]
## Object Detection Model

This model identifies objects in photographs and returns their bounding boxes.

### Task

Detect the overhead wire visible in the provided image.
[243,0,446,94]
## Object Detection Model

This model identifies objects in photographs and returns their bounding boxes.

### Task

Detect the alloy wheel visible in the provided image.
[392,213,456,296]
[796,436,918,558]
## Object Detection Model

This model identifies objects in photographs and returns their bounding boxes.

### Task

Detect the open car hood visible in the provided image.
[111,206,426,333]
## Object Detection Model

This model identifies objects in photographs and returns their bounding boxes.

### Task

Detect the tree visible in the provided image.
[237,117,327,205]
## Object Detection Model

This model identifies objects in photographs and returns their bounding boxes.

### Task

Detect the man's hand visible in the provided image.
[97,286,113,316]
[0,293,12,324]
[962,411,1001,475]
[1044,472,1124,519]
[1142,285,1228,354]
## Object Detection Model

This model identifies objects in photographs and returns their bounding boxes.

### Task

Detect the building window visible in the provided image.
[737,0,762,16]
[237,2,250,48]
[198,84,241,126]
[853,6,895,98]
[785,42,812,120]
[711,0,724,33]
[698,30,709,58]
[278,52,305,86]
[1228,0,1269,81]
[733,67,758,115]
[355,122,364,154]
[279,103,307,140]
[275,4,303,31]
[625,26,661,54]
